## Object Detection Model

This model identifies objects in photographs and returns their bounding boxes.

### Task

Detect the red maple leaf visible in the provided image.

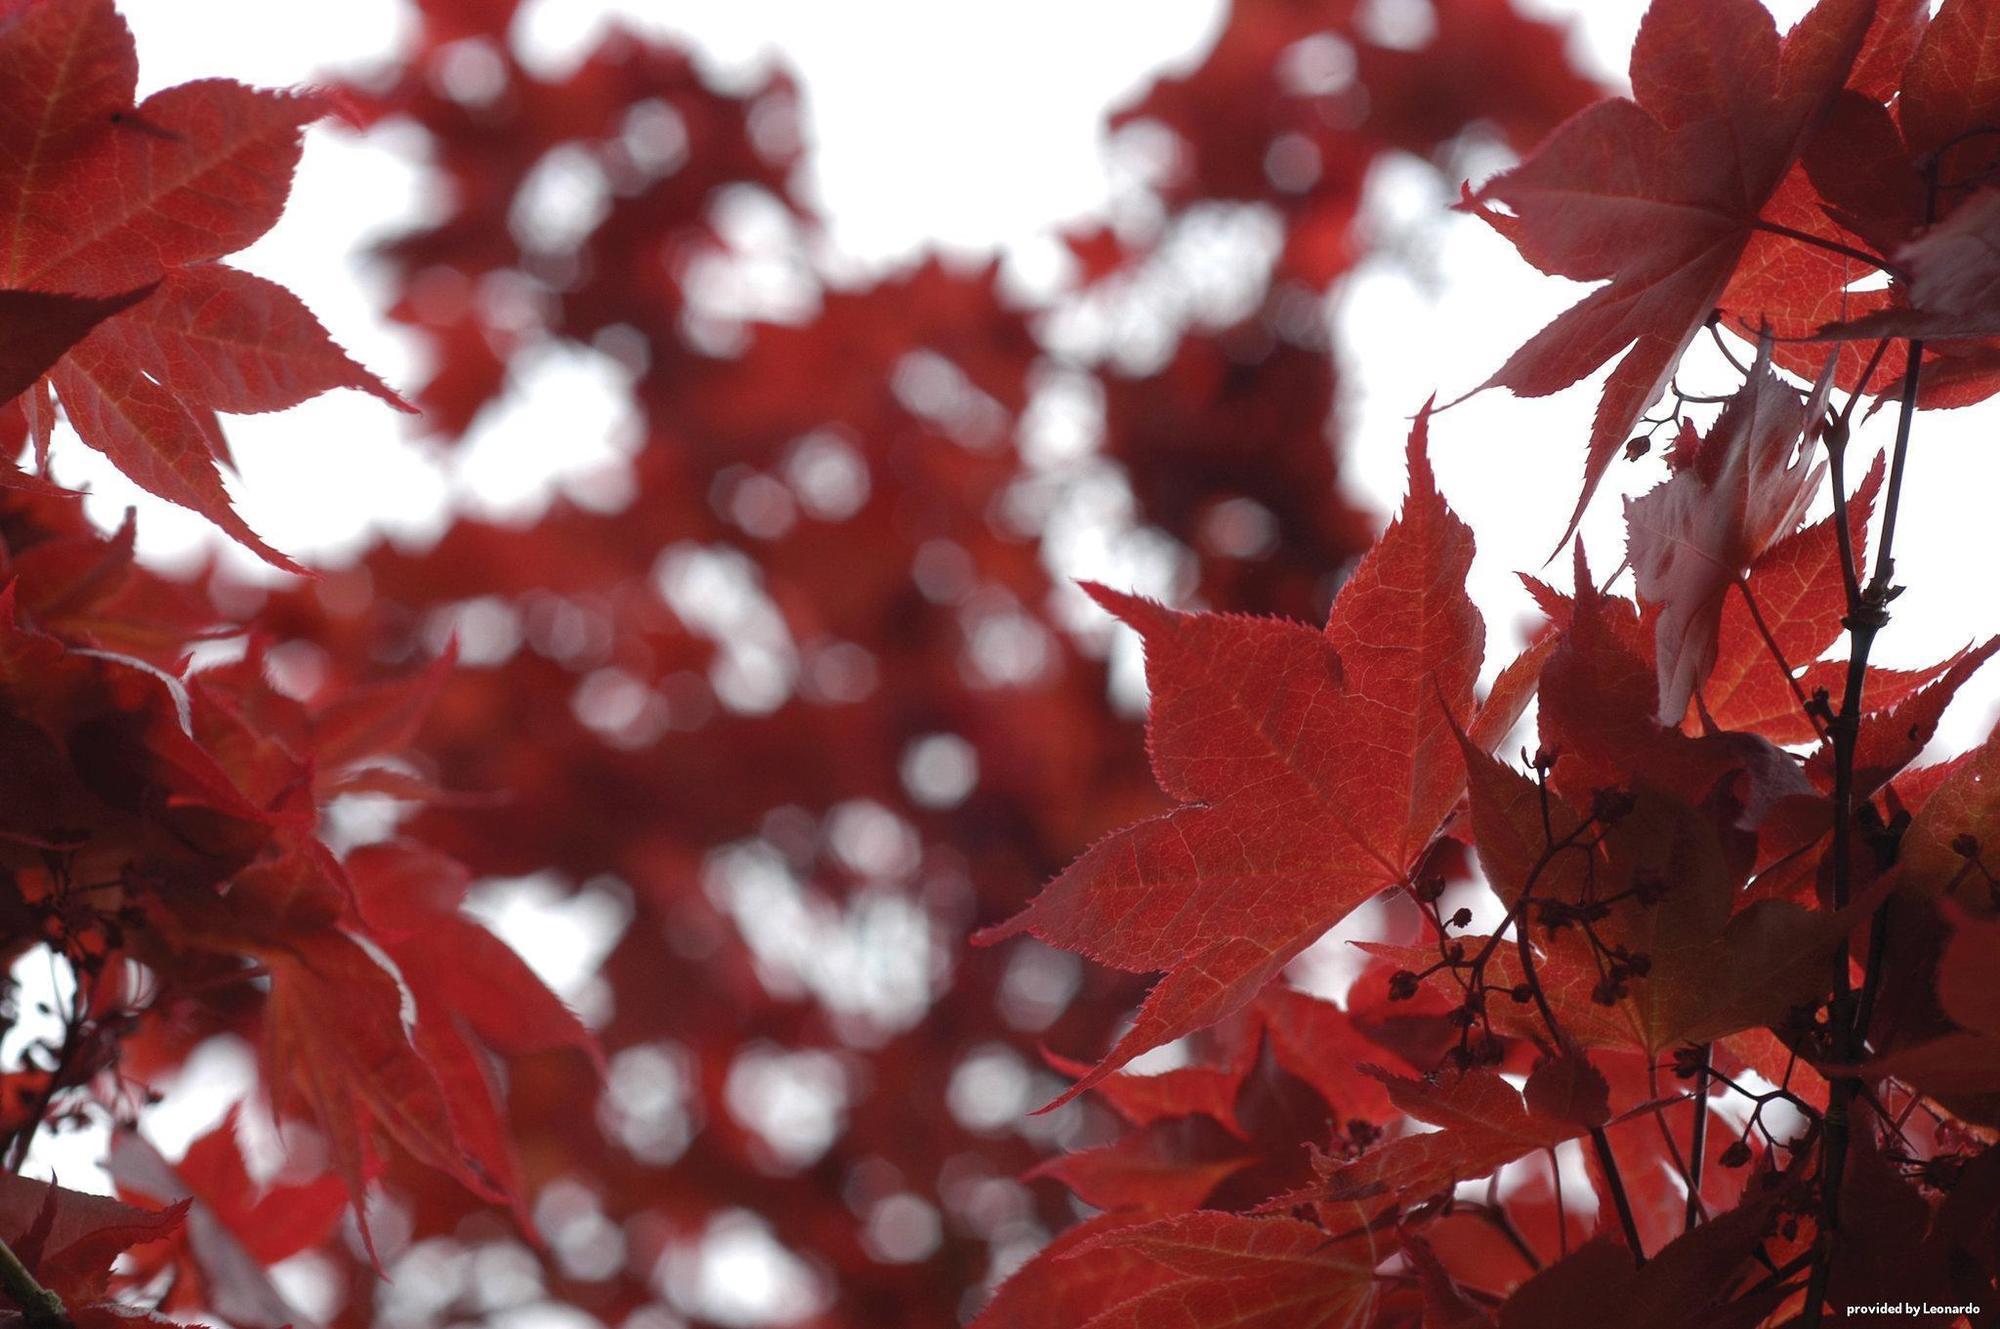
[1055,1212,1380,1329]
[1314,1065,1597,1214]
[979,409,1525,1102]
[1463,0,1875,537]
[0,0,408,570]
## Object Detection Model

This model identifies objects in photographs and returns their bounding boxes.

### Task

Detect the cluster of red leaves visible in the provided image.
[0,0,1604,1320]
[979,1,2000,1325]
[0,2,597,1326]
[23,0,2000,1326]
[0,0,410,569]
[212,1,1601,1326]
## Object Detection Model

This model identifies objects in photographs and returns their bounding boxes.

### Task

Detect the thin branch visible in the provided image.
[1476,1179,1542,1273]
[1548,1145,1569,1260]
[1822,337,1892,609]
[0,1232,65,1327]
[1685,1045,1712,1232]
[1802,222,1931,1329]
[1868,334,1926,601]
[1513,884,1647,1264]
[1646,1058,1696,1194]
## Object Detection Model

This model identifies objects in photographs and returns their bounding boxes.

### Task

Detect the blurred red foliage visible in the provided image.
[246,2,1594,1323]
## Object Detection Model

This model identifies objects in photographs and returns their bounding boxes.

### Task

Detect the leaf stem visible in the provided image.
[1732,577,1826,739]
[1586,1129,1646,1263]
[1508,812,1647,1264]
[1822,337,1891,608]
[1476,1179,1542,1273]
[1685,1044,1711,1232]
[1747,219,1908,282]
[0,1232,65,1328]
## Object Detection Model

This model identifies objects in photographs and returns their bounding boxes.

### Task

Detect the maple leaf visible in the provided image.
[1859,910,2000,1117]
[1496,1186,1790,1328]
[0,1173,185,1305]
[0,285,153,406]
[1039,993,1416,1219]
[970,1214,1179,1329]
[259,924,514,1258]
[1813,187,2000,343]
[1458,741,1873,1055]
[1626,349,1831,725]
[307,641,457,782]
[1313,1065,1593,1214]
[1402,1230,1494,1329]
[19,77,320,298]
[1698,452,1882,742]
[0,0,409,570]
[1464,0,1874,537]
[1071,1212,1380,1329]
[1799,635,2000,804]
[1532,543,1814,819]
[110,1118,342,1329]
[0,0,137,285]
[49,334,301,571]
[1046,1050,1248,1139]
[1897,716,2000,906]
[1030,1135,1253,1218]
[978,409,1496,1103]
[345,841,601,1073]
[92,264,406,415]
[1897,0,2000,175]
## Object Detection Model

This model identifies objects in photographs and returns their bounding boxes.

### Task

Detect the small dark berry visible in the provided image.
[1719,1140,1753,1168]
[1590,787,1636,824]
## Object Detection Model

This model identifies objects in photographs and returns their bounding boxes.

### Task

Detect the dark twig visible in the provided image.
[0,1233,65,1327]
[1686,1044,1711,1232]
[1802,169,1935,1329]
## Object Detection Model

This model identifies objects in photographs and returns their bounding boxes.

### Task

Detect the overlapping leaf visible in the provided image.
[1314,1066,1593,1214]
[1626,351,1831,725]
[1075,1213,1380,1329]
[0,0,408,569]
[980,412,1499,1102]
[1464,0,1875,536]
